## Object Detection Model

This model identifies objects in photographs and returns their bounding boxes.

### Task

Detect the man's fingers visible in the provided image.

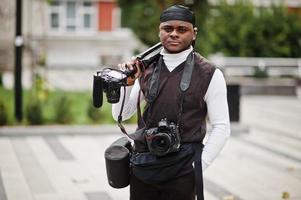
[131,56,137,62]
[118,63,129,71]
[118,57,138,71]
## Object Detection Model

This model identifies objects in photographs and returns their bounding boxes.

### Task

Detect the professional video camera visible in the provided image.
[93,43,163,108]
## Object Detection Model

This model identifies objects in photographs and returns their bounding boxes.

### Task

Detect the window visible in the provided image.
[50,1,60,29]
[51,1,60,6]
[83,1,92,7]
[51,13,59,28]
[66,1,76,31]
[49,0,96,33]
[82,1,94,30]
[83,14,91,28]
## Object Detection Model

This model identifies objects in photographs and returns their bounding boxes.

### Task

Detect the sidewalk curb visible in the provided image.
[0,123,247,137]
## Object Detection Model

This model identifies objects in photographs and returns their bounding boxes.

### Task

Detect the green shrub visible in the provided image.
[253,66,268,78]
[0,98,9,126]
[26,99,44,125]
[201,0,301,57]
[0,86,123,125]
[87,100,102,122]
[54,95,73,124]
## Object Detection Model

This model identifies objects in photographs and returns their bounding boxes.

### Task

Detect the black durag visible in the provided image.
[160,5,195,27]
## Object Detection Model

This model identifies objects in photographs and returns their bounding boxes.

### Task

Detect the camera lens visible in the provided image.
[107,89,120,103]
[106,82,121,103]
[150,133,171,156]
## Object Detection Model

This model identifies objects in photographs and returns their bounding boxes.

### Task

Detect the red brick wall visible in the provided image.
[98,1,116,31]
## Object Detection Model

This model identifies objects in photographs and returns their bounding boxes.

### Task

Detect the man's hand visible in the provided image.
[118,57,142,86]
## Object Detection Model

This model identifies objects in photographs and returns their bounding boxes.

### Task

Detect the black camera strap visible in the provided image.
[117,86,145,141]
[141,52,194,132]
[117,86,129,137]
[177,52,194,133]
[146,56,163,103]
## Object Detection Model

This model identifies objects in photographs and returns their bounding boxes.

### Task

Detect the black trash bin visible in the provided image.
[227,84,240,122]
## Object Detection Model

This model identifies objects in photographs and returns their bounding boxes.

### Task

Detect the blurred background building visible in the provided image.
[1,0,300,71]
[0,0,300,90]
[0,0,142,84]
[0,0,14,71]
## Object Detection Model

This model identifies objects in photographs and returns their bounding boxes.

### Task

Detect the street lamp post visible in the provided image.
[15,0,23,121]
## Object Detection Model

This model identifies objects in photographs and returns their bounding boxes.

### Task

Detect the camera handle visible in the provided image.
[122,42,163,81]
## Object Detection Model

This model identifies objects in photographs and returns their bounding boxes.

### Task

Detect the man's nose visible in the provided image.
[170,29,179,37]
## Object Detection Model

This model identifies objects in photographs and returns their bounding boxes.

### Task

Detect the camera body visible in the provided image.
[93,69,128,107]
[93,43,162,108]
[144,118,181,157]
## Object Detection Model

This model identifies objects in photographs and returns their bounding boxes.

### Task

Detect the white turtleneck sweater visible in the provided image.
[112,46,230,171]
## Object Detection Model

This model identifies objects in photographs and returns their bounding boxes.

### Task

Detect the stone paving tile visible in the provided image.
[0,95,301,200]
[11,138,55,195]
[43,136,75,161]
[0,170,8,200]
[28,137,87,200]
[241,137,301,163]
[204,178,243,200]
[1,133,301,200]
[204,190,219,200]
[205,137,301,200]
[0,138,33,200]
[241,96,301,140]
[85,192,113,200]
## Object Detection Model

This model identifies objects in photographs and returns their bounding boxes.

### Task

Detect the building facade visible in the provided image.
[2,0,300,71]
[0,0,142,72]
[28,0,142,70]
[0,0,15,71]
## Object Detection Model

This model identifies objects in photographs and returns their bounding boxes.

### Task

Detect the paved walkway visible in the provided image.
[0,95,301,200]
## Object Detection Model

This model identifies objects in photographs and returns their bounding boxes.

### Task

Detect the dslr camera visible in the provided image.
[93,43,162,108]
[144,118,181,157]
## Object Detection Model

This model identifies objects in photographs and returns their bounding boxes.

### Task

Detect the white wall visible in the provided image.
[43,29,142,69]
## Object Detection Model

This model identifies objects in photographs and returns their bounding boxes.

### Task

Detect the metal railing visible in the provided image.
[209,56,301,77]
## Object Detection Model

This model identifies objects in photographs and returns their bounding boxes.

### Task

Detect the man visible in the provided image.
[112,5,230,200]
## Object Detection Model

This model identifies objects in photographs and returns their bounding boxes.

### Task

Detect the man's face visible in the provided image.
[159,20,196,53]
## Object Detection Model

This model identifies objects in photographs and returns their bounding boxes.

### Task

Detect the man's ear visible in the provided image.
[194,27,198,34]
[193,27,198,40]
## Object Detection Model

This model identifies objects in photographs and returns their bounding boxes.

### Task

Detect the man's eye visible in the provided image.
[177,27,188,33]
[163,27,173,32]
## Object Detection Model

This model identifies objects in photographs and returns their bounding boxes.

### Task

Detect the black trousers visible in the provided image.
[130,171,196,200]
